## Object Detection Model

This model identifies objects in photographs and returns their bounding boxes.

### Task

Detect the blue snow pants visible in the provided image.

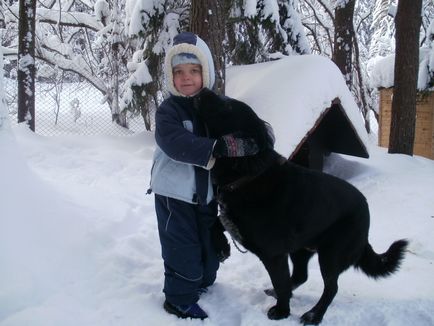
[155,194,220,305]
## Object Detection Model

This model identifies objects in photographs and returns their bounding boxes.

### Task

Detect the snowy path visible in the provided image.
[1,126,434,326]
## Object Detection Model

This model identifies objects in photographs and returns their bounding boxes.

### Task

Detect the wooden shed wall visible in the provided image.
[379,88,434,159]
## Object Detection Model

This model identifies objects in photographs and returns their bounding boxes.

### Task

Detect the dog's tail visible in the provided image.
[355,239,408,279]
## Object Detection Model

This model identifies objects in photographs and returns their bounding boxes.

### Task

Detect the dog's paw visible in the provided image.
[300,310,322,325]
[267,305,290,320]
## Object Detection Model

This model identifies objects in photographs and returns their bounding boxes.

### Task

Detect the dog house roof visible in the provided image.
[226,55,369,160]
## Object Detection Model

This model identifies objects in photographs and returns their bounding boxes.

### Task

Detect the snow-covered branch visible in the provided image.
[37,46,107,94]
[6,5,103,31]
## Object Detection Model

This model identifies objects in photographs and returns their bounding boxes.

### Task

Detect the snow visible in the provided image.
[94,0,110,22]
[333,0,351,10]
[6,5,103,32]
[370,47,434,90]
[369,55,395,89]
[261,0,280,22]
[127,0,163,37]
[120,61,152,111]
[37,46,107,93]
[17,54,34,71]
[244,0,258,18]
[283,2,311,55]
[1,57,434,326]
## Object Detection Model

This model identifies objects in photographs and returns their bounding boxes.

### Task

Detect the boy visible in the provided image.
[150,32,258,319]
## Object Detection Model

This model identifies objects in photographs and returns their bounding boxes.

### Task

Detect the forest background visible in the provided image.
[1,0,434,149]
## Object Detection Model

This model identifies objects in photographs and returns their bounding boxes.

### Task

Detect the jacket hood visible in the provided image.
[165,32,215,97]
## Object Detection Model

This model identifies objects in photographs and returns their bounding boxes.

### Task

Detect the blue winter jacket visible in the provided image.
[150,94,216,204]
[150,32,217,205]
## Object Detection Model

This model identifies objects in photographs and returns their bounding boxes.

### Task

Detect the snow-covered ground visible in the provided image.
[1,123,434,326]
[1,54,434,325]
[3,78,147,137]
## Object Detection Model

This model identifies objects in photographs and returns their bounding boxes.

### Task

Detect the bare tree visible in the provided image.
[370,0,395,58]
[6,1,132,127]
[388,0,422,155]
[300,0,375,131]
[17,0,36,131]
[299,0,334,56]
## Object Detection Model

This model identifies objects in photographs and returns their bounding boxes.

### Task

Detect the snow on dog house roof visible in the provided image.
[226,55,369,169]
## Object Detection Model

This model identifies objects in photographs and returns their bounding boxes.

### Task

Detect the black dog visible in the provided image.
[194,88,408,325]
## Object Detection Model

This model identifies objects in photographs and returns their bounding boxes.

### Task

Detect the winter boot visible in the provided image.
[163,300,208,320]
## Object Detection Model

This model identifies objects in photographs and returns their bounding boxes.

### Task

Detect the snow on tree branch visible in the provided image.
[6,4,103,31]
[37,46,106,94]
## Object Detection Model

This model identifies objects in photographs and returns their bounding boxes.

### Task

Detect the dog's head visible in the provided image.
[194,88,276,183]
[194,88,274,151]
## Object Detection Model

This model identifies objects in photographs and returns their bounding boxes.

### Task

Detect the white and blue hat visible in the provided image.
[165,32,216,96]
[171,53,201,67]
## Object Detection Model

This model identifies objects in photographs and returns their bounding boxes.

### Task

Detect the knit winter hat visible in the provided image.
[165,32,215,96]
[171,53,201,68]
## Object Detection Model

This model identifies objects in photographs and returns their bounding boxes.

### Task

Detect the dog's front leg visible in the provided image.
[258,253,291,320]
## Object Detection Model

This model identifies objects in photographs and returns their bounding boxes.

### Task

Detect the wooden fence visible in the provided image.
[378,88,434,159]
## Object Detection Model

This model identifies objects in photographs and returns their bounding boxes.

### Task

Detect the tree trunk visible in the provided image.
[353,31,371,133]
[17,0,37,131]
[388,0,422,155]
[332,0,356,87]
[109,1,127,128]
[190,0,226,95]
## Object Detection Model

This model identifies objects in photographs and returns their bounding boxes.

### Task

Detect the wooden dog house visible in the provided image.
[378,88,434,160]
[289,98,369,170]
[226,55,370,171]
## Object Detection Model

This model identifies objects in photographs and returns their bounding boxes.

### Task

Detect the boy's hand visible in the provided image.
[213,133,259,158]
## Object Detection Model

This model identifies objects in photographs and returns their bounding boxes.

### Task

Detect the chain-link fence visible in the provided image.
[4,76,150,136]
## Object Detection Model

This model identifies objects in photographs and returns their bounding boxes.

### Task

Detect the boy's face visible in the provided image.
[173,64,203,96]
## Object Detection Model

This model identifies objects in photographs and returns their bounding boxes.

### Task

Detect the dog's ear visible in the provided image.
[264,121,275,149]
